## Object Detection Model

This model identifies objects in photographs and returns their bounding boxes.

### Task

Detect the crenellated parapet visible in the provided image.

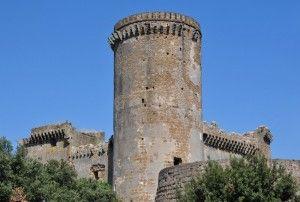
[203,122,273,157]
[108,12,201,49]
[21,122,73,146]
[21,122,108,180]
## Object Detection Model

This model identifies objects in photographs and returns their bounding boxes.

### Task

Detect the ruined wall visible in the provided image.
[72,131,105,147]
[25,140,69,163]
[202,122,272,161]
[109,12,204,201]
[71,143,108,180]
[155,159,300,201]
[23,122,73,163]
[22,122,108,181]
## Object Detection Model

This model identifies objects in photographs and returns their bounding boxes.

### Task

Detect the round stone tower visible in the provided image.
[109,12,204,201]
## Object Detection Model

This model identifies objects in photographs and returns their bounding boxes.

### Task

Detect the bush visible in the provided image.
[179,155,298,202]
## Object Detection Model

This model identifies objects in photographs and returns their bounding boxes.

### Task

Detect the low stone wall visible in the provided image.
[155,159,300,201]
[155,160,229,201]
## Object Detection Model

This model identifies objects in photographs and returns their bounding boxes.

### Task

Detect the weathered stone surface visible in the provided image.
[110,11,203,201]
[202,122,272,160]
[21,122,108,181]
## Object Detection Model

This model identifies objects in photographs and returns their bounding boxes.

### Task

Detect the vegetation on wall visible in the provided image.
[179,155,299,202]
[0,137,117,202]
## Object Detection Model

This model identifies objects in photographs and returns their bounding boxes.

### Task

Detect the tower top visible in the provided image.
[114,11,200,31]
[109,11,201,49]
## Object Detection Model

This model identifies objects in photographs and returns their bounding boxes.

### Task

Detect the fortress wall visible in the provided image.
[155,159,300,201]
[202,122,272,160]
[203,145,241,160]
[22,122,108,181]
[70,143,108,180]
[155,160,230,201]
[25,140,69,164]
[71,131,105,147]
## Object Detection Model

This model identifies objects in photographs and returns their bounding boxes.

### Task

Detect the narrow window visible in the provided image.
[93,171,99,180]
[142,98,145,103]
[173,157,182,166]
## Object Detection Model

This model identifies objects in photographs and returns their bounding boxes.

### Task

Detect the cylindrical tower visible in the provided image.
[109,12,204,201]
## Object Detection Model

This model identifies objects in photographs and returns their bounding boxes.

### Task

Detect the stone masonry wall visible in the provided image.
[22,122,108,181]
[202,122,272,161]
[155,159,300,201]
[155,160,230,201]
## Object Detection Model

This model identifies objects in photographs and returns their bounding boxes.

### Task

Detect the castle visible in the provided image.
[21,12,300,202]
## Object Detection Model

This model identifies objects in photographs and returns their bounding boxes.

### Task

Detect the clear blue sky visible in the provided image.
[0,1,299,159]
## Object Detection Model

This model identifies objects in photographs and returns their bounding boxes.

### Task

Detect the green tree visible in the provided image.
[0,137,13,202]
[0,136,117,202]
[76,178,117,202]
[179,155,298,202]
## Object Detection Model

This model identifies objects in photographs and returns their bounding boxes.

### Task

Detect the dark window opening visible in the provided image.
[166,52,169,55]
[142,98,145,103]
[93,171,99,180]
[174,157,182,166]
[181,87,184,90]
[50,139,57,147]
[63,140,69,148]
[203,133,208,141]
[146,87,149,90]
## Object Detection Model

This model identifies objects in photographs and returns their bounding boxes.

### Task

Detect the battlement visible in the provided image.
[114,12,200,31]
[22,122,73,146]
[30,121,73,134]
[21,122,108,181]
[203,122,273,157]
[21,122,105,147]
[108,12,201,49]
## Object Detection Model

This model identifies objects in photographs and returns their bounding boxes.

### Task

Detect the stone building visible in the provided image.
[21,122,109,180]
[21,11,299,202]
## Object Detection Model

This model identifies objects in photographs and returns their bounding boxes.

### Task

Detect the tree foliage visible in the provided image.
[0,136,117,202]
[179,155,299,202]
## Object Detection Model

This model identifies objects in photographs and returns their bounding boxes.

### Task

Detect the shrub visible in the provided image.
[179,155,298,202]
[0,136,117,202]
